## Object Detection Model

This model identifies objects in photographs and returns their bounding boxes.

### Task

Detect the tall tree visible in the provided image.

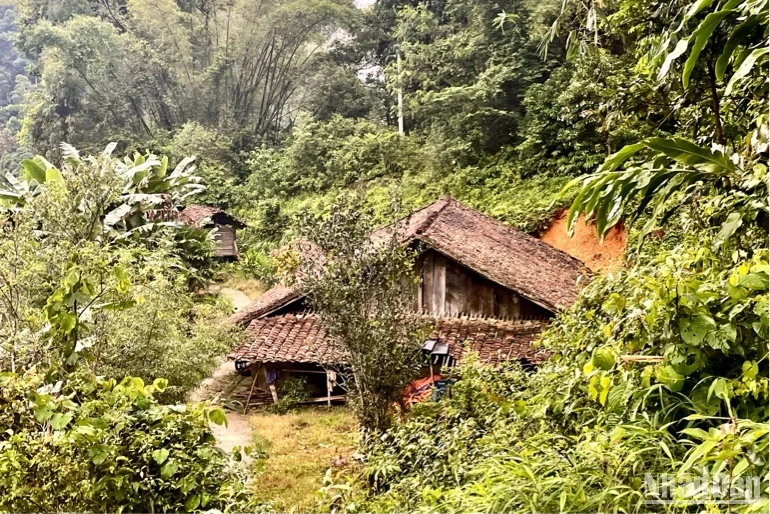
[297,198,426,432]
[15,0,360,155]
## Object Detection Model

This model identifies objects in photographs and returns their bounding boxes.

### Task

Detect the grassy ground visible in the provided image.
[246,407,358,511]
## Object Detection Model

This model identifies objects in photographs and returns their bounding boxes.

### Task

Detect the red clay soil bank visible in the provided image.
[539,211,626,273]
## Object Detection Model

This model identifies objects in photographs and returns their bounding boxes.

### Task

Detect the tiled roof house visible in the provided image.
[229,198,589,379]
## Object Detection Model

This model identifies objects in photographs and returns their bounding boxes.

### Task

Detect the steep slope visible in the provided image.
[539,211,626,273]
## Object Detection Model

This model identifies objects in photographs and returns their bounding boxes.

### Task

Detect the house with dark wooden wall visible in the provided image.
[180,205,245,258]
[227,197,590,407]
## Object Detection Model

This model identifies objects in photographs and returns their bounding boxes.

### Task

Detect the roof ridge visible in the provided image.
[413,197,452,236]
[446,199,591,269]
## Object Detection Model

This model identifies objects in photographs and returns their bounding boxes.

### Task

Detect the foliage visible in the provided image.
[391,0,547,165]
[319,0,769,512]
[0,3,33,174]
[517,51,663,178]
[561,0,768,242]
[163,121,242,208]
[0,370,255,512]
[270,376,310,414]
[245,114,425,199]
[0,145,236,401]
[0,142,203,227]
[14,0,360,155]
[238,246,280,287]
[297,197,427,432]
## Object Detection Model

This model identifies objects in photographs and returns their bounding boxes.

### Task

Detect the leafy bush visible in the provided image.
[270,376,310,414]
[0,370,254,512]
[297,198,426,432]
[0,145,239,401]
[245,114,427,199]
[237,246,278,286]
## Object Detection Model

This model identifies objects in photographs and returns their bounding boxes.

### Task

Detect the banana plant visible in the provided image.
[0,155,64,208]
[0,142,205,240]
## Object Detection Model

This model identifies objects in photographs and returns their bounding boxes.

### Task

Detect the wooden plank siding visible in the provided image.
[213,225,238,257]
[416,249,550,319]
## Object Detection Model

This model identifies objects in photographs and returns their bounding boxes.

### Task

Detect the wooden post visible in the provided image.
[397,48,404,136]
[269,383,279,403]
[326,370,332,407]
[243,364,261,415]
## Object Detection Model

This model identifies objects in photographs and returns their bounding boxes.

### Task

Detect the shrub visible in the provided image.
[0,146,239,401]
[270,376,310,414]
[245,114,427,198]
[298,198,426,432]
[0,370,255,512]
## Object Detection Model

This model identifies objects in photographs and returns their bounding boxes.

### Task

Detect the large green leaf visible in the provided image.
[713,212,743,247]
[644,137,736,173]
[658,39,689,80]
[50,411,74,430]
[21,158,46,183]
[679,315,716,345]
[597,142,646,172]
[152,448,170,464]
[725,47,769,95]
[104,204,132,228]
[564,136,738,238]
[0,190,23,203]
[656,365,685,392]
[715,15,763,81]
[88,444,111,465]
[682,0,716,23]
[45,167,64,185]
[682,9,735,88]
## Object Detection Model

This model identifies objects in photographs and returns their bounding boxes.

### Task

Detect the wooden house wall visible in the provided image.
[416,249,551,319]
[213,225,237,257]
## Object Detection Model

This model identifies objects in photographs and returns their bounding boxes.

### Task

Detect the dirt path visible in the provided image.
[190,359,255,456]
[191,286,256,455]
[208,285,253,311]
[211,408,253,454]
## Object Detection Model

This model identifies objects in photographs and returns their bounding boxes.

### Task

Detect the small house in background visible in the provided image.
[180,205,246,258]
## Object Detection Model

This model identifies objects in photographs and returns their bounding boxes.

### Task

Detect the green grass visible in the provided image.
[246,407,358,512]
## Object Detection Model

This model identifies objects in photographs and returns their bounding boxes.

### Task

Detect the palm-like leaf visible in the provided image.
[1,143,206,242]
[559,137,743,240]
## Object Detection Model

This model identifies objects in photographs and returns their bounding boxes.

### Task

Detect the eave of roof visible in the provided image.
[228,284,304,327]
[228,313,549,367]
[181,205,246,229]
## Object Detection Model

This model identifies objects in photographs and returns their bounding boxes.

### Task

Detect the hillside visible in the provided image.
[540,211,626,273]
[0,0,767,512]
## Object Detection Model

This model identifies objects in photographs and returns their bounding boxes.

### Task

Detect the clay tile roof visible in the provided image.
[228,239,324,328]
[373,197,590,312]
[229,284,304,327]
[180,205,245,229]
[228,314,549,367]
[230,197,590,328]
